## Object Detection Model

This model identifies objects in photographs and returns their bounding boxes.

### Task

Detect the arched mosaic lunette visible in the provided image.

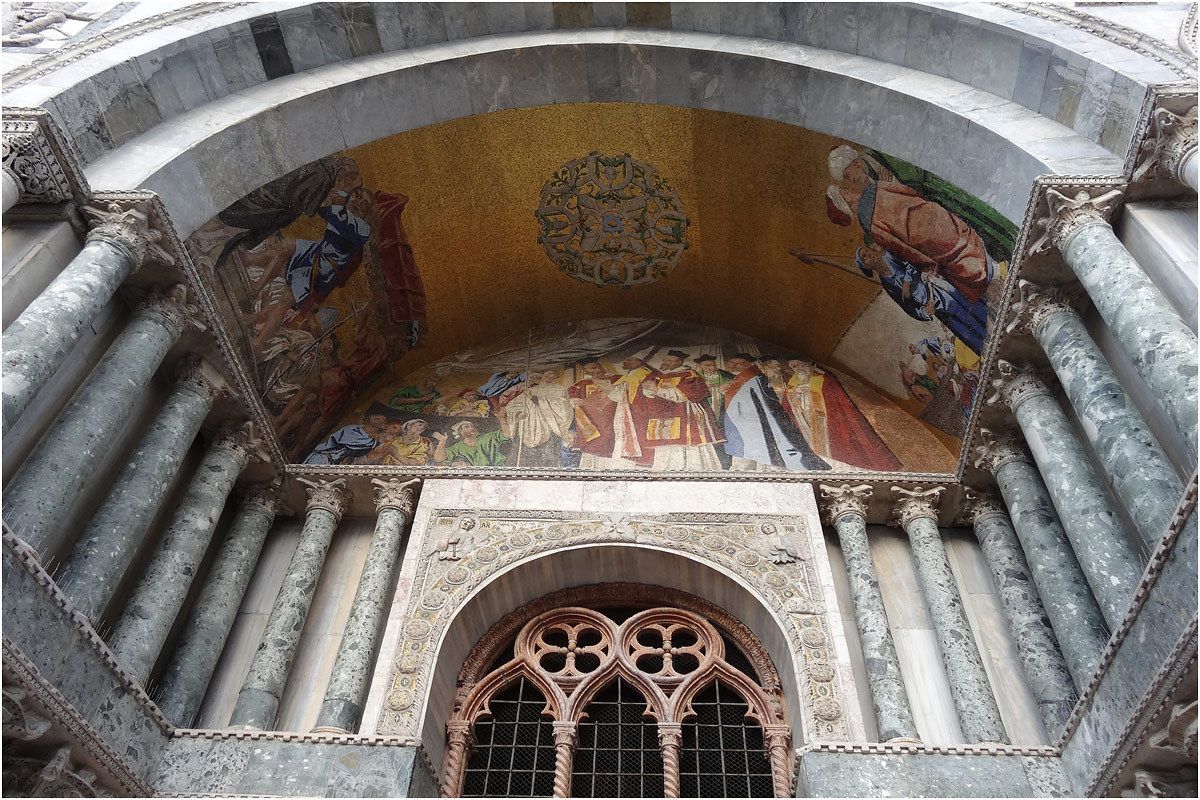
[373,509,854,744]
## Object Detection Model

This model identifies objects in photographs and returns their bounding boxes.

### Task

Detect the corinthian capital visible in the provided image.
[211,422,269,470]
[298,477,349,519]
[987,360,1053,412]
[174,355,230,402]
[82,202,174,268]
[890,486,945,528]
[372,477,420,514]
[1134,104,1198,185]
[1005,279,1082,336]
[134,284,205,338]
[242,481,281,516]
[972,428,1031,474]
[819,484,872,524]
[1029,187,1123,255]
[961,487,1007,525]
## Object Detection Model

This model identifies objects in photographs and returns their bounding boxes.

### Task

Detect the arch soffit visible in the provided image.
[73,30,1130,239]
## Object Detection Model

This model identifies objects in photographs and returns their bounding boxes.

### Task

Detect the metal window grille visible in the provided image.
[462,677,557,798]
[679,680,775,798]
[572,677,666,798]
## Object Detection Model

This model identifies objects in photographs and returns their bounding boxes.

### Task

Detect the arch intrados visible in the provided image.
[460,660,566,725]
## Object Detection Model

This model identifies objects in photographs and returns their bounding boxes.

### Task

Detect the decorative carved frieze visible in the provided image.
[988,359,1054,412]
[890,486,945,528]
[297,477,349,519]
[1028,186,1124,256]
[82,202,174,268]
[818,484,872,524]
[973,428,1032,474]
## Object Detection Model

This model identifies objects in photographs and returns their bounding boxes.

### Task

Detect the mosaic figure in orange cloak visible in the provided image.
[641,350,724,471]
[569,361,625,470]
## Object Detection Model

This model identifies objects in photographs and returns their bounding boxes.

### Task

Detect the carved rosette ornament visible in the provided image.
[133,284,204,339]
[298,477,349,519]
[175,355,230,402]
[988,359,1054,413]
[973,428,1032,474]
[82,202,174,268]
[1134,104,1199,186]
[1029,187,1124,255]
[1006,279,1081,336]
[818,484,872,524]
[371,477,419,514]
[890,486,945,528]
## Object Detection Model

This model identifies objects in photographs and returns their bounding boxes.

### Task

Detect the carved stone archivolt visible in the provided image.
[376,510,853,745]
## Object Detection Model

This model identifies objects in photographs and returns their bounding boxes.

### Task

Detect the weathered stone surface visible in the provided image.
[2,289,189,561]
[1028,292,1183,547]
[156,488,277,727]
[829,501,918,742]
[969,501,1077,736]
[57,360,220,622]
[797,750,1073,797]
[107,433,250,686]
[1059,221,1198,455]
[314,481,415,733]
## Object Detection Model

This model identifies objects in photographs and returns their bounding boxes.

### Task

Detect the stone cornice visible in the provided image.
[371,478,420,515]
[818,484,872,524]
[972,428,1033,474]
[1,108,88,205]
[988,360,1054,413]
[890,486,945,528]
[298,477,350,519]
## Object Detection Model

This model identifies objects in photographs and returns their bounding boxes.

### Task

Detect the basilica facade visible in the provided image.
[1,2,1197,797]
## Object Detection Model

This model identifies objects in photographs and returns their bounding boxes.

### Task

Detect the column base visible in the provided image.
[309,726,352,735]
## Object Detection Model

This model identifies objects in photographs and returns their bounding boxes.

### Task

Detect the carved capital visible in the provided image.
[819,484,872,524]
[973,428,1032,474]
[298,477,349,519]
[210,422,268,470]
[551,720,578,748]
[2,685,51,741]
[890,486,945,528]
[988,359,1053,412]
[133,284,205,338]
[656,721,683,749]
[446,718,474,746]
[961,487,1007,526]
[242,482,281,516]
[1006,279,1082,336]
[174,355,230,402]
[1,116,72,204]
[82,202,174,269]
[1148,699,1198,760]
[372,477,420,514]
[1029,186,1123,255]
[1135,104,1198,185]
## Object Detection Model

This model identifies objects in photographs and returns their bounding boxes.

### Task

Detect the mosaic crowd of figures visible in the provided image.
[307,318,961,473]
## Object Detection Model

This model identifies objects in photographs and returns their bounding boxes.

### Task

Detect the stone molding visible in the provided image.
[1028,185,1125,256]
[298,477,350,519]
[889,486,946,528]
[0,108,87,204]
[800,741,1060,757]
[377,509,854,744]
[1182,4,1197,59]
[82,202,174,269]
[973,428,1033,474]
[371,477,420,514]
[818,484,872,524]
[989,359,1055,413]
[174,354,231,402]
[960,488,1008,526]
[168,727,418,746]
[1006,279,1086,337]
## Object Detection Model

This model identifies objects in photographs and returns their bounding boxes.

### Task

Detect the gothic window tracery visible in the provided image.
[445,595,792,798]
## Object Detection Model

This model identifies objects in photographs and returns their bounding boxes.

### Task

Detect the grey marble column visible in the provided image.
[991,361,1144,628]
[1037,188,1197,454]
[974,430,1109,686]
[1,204,169,435]
[963,490,1077,735]
[891,487,1007,744]
[1013,281,1183,547]
[107,426,259,686]
[314,478,419,733]
[819,484,918,743]
[2,165,21,212]
[156,485,279,727]
[229,478,349,730]
[56,357,227,622]
[3,286,197,562]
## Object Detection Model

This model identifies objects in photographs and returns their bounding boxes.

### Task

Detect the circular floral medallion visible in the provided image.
[508,532,534,548]
[474,545,500,564]
[536,152,689,289]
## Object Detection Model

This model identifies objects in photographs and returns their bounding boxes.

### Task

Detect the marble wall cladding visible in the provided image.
[153,736,425,797]
[1,222,82,329]
[797,751,1074,797]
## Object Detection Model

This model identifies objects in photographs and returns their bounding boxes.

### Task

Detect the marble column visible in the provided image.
[229,478,349,730]
[2,165,21,212]
[1035,188,1197,454]
[658,722,682,799]
[313,478,419,733]
[819,483,918,743]
[974,430,1110,686]
[963,490,1077,735]
[991,361,1143,628]
[891,486,1007,744]
[107,426,259,686]
[2,204,171,435]
[3,285,197,561]
[1012,281,1182,547]
[57,357,226,622]
[763,725,793,798]
[155,485,279,727]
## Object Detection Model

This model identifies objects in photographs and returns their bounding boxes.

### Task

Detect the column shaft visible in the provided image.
[992,458,1109,685]
[2,234,139,435]
[2,167,21,212]
[314,503,410,732]
[1009,391,1143,627]
[831,511,918,741]
[57,366,216,621]
[971,507,1077,734]
[229,497,342,729]
[1034,305,1182,546]
[900,510,1006,743]
[156,491,276,726]
[3,295,185,560]
[1059,222,1197,454]
[107,439,248,685]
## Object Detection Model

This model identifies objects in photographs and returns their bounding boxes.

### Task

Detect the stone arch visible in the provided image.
[371,508,863,768]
